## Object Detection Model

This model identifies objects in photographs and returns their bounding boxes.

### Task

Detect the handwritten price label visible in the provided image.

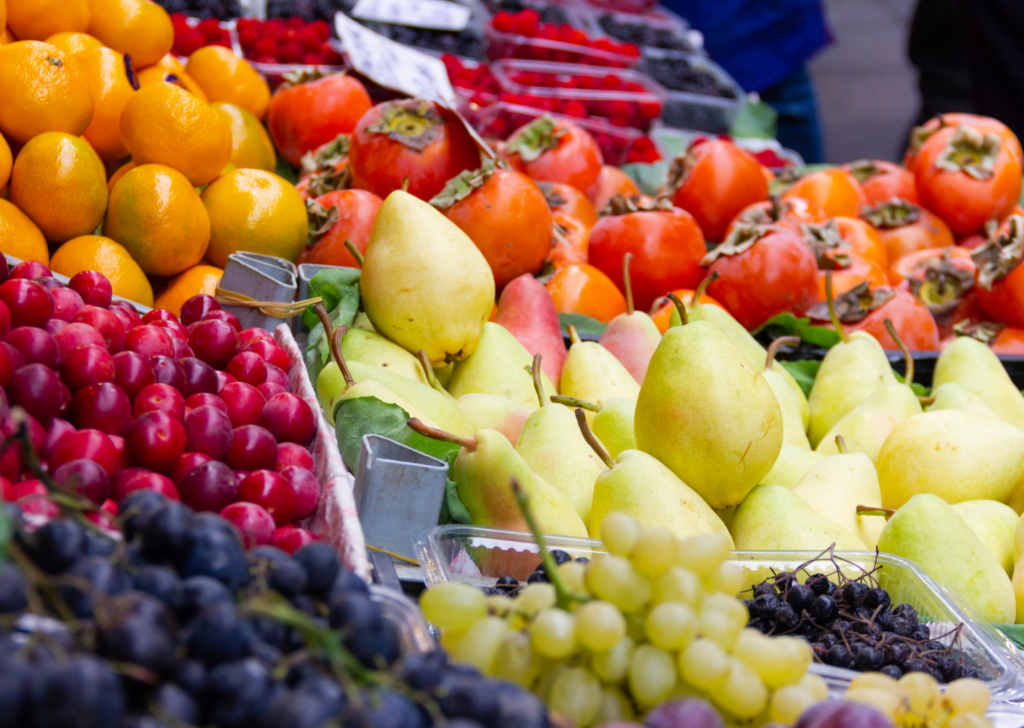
[350,0,471,31]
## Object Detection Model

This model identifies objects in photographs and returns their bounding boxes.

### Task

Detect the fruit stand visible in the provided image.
[6,0,1024,725]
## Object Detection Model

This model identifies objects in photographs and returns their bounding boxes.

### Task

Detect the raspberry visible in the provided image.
[608,100,632,119]
[492,11,514,32]
[599,74,621,90]
[286,16,305,28]
[511,9,540,37]
[176,29,206,56]
[637,100,662,120]
[301,52,324,65]
[238,25,258,49]
[253,37,277,59]
[562,101,587,118]
[310,19,331,41]
[323,47,344,64]
[279,41,303,62]
[198,18,222,38]
[296,26,321,51]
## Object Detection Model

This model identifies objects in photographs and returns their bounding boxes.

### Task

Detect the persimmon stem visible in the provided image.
[343,240,364,267]
[315,303,354,387]
[567,324,582,345]
[883,319,914,387]
[551,395,600,412]
[691,271,718,305]
[825,271,851,344]
[622,252,634,316]
[666,293,687,325]
[765,336,800,370]
[575,408,614,469]
[407,418,476,450]
[530,354,545,407]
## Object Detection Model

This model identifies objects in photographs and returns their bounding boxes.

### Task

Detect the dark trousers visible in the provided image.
[757,65,825,164]
[959,0,1024,144]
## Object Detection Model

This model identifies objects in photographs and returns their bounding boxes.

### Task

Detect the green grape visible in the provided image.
[630,527,676,579]
[591,636,634,683]
[486,594,515,616]
[548,667,602,727]
[678,638,729,691]
[420,582,487,631]
[949,715,995,728]
[944,678,991,717]
[708,657,768,719]
[518,583,557,613]
[452,616,509,674]
[734,628,810,689]
[844,687,902,721]
[770,684,819,725]
[600,512,641,557]
[558,560,589,595]
[584,555,651,613]
[493,631,538,687]
[698,593,748,651]
[704,562,744,596]
[674,533,731,577]
[628,644,677,708]
[536,663,569,702]
[651,566,704,607]
[594,686,635,725]
[900,672,941,716]
[645,601,697,651]
[574,600,626,653]
[440,628,466,652]
[530,608,578,659]
[799,673,829,702]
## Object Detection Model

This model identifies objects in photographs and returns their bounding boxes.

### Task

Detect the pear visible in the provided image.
[927,383,998,418]
[1014,512,1024,564]
[792,439,886,548]
[952,500,1018,577]
[933,336,1024,429]
[560,326,640,422]
[730,484,867,551]
[360,190,495,365]
[1013,567,1024,623]
[553,395,637,460]
[597,253,661,384]
[759,444,826,489]
[447,322,556,407]
[762,336,810,450]
[634,302,783,509]
[352,311,375,331]
[494,273,568,388]
[516,357,604,523]
[877,410,1024,509]
[340,327,428,384]
[877,494,1015,624]
[456,394,534,445]
[434,364,454,388]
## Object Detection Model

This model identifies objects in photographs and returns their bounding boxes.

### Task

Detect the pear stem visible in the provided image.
[883,319,914,387]
[530,354,545,407]
[825,272,851,344]
[315,303,354,387]
[835,435,848,454]
[691,271,719,306]
[406,418,477,451]
[857,505,896,519]
[575,408,614,469]
[622,253,635,316]
[567,324,582,345]
[416,349,447,395]
[918,394,936,405]
[765,336,800,370]
[343,240,364,268]
[550,395,600,412]
[401,177,411,192]
[666,293,687,325]
[511,479,584,611]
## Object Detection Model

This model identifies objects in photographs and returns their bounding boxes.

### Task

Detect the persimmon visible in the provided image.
[294,133,350,200]
[944,322,1024,355]
[904,113,1023,172]
[726,195,827,238]
[538,180,597,228]
[549,212,589,269]
[649,288,725,333]
[861,198,955,263]
[505,117,603,198]
[973,215,1024,327]
[590,164,641,211]
[780,168,868,218]
[842,159,917,205]
[808,281,940,351]
[298,188,383,269]
[889,246,974,286]
[801,217,889,272]
[815,250,888,300]
[544,263,625,323]
[889,248,978,338]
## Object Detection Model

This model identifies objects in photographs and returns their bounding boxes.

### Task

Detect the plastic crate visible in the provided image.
[374,0,489,60]
[638,48,743,132]
[485,23,640,68]
[414,524,1024,701]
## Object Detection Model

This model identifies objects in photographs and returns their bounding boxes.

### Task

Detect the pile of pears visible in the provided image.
[314,191,1024,626]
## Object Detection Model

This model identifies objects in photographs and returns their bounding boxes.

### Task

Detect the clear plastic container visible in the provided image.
[375,0,488,61]
[413,525,1024,701]
[485,23,641,68]
[370,585,436,655]
[638,48,743,132]
[588,7,698,54]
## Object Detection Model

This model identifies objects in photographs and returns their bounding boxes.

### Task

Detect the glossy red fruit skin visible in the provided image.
[45,319,67,337]
[238,469,297,526]
[53,458,111,504]
[126,411,187,473]
[185,392,229,415]
[69,270,113,308]
[113,471,180,502]
[108,433,127,473]
[5,327,60,369]
[170,451,213,485]
[44,418,75,460]
[178,460,238,512]
[72,305,126,353]
[257,382,287,399]
[0,346,13,388]
[279,465,321,519]
[150,355,188,395]
[178,357,219,397]
[239,328,273,347]
[219,381,266,427]
[272,526,320,553]
[202,309,241,332]
[134,383,186,420]
[0,279,54,328]
[226,424,277,470]
[220,501,276,549]
[276,442,314,472]
[171,338,195,359]
[50,288,84,322]
[242,338,290,372]
[180,294,221,326]
[125,325,175,359]
[109,301,142,329]
[151,319,189,342]
[226,351,267,386]
[215,371,236,391]
[69,382,132,435]
[9,261,51,280]
[0,300,10,337]
[62,344,115,391]
[183,405,234,460]
[0,476,14,501]
[142,309,179,325]
[112,351,156,399]
[54,322,107,359]
[9,363,64,423]
[51,429,120,476]
[260,392,316,446]
[263,362,290,388]
[188,319,240,369]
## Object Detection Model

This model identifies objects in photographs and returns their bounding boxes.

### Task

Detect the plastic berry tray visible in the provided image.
[587,6,700,54]
[637,48,743,133]
[370,585,436,655]
[374,0,490,61]
[485,23,640,69]
[413,524,1024,701]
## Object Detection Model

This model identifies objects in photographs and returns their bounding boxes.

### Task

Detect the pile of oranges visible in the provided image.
[0,0,305,313]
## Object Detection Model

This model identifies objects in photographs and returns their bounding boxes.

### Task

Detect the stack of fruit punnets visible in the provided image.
[487,8,642,68]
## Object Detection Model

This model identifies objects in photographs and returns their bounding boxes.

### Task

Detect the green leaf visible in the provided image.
[756,312,844,349]
[779,359,821,398]
[275,155,299,185]
[559,313,606,341]
[302,269,362,384]
[619,160,671,196]
[996,623,1024,650]
[892,371,930,397]
[729,98,777,140]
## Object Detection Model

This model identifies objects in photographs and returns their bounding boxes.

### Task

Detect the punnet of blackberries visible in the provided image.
[743,553,974,683]
[0,422,550,728]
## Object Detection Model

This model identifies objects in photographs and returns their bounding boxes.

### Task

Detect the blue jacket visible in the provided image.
[661,0,830,92]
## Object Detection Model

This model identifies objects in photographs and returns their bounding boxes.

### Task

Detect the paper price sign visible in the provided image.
[335,13,456,105]
[351,0,471,32]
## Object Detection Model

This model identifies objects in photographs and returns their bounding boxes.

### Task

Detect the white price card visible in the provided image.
[335,12,457,105]
[350,0,471,32]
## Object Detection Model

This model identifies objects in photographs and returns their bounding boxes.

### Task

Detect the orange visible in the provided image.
[120,82,231,186]
[201,169,307,267]
[0,199,49,264]
[45,31,104,54]
[105,163,210,276]
[0,41,94,145]
[76,47,137,161]
[107,160,135,192]
[9,132,108,243]
[86,0,172,68]
[0,29,16,46]
[136,64,208,102]
[0,132,10,190]
[185,46,269,120]
[213,102,275,172]
[545,263,626,323]
[50,234,154,306]
[0,2,5,36]
[153,263,222,315]
[7,0,90,41]
[148,52,184,76]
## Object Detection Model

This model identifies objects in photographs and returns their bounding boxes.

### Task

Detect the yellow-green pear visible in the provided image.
[597,254,662,384]
[792,443,885,548]
[877,494,1015,623]
[933,336,1024,429]
[340,327,428,384]
[515,360,604,523]
[952,500,1018,576]
[560,327,640,423]
[338,380,441,429]
[352,311,375,331]
[730,484,867,551]
[434,364,454,388]
[927,383,998,418]
[635,310,783,509]
[446,323,556,407]
[759,444,827,489]
[762,337,810,450]
[360,190,495,365]
[1012,567,1024,623]
[551,395,636,460]
[815,386,922,464]
[877,410,1024,509]
[456,394,534,445]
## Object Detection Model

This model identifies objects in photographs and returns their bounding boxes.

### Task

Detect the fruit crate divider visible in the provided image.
[217,252,298,332]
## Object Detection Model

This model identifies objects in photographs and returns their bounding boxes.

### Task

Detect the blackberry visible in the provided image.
[881,665,903,679]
